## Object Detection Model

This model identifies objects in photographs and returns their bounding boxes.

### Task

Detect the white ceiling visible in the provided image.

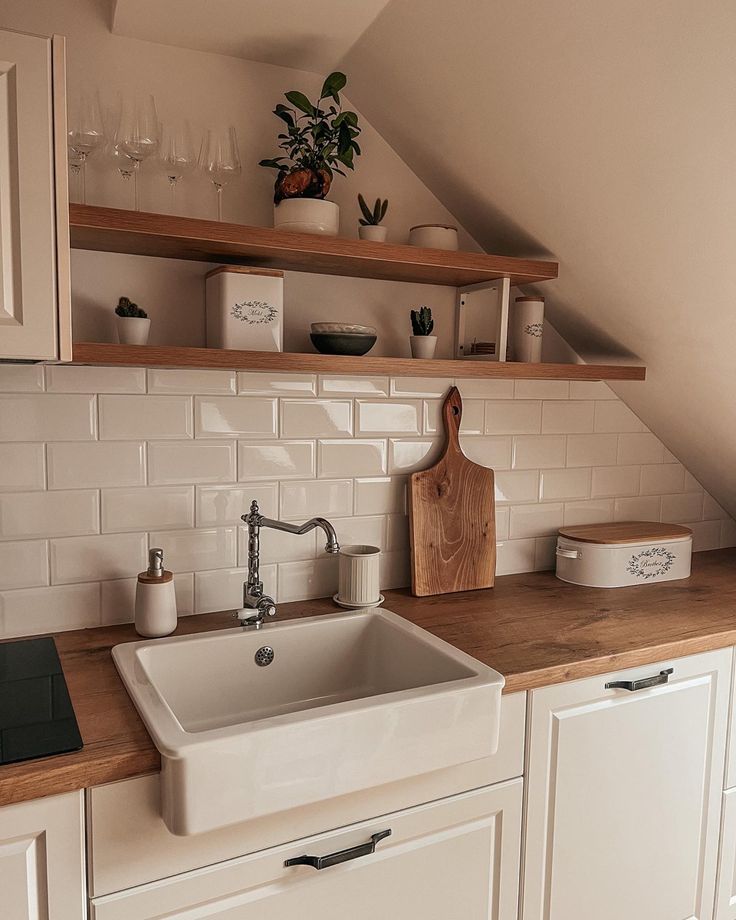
[110,0,392,74]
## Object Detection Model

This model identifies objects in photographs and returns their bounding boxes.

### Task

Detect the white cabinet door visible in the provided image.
[0,29,70,360]
[0,790,86,920]
[522,648,732,920]
[716,789,736,919]
[91,780,523,920]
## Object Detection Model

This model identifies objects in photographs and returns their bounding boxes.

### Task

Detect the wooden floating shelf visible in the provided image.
[71,343,646,381]
[69,204,559,288]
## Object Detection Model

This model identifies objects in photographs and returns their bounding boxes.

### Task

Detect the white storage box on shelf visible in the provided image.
[205,266,284,351]
[555,522,693,588]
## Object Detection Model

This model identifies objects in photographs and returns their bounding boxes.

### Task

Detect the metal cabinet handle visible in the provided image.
[556,547,580,559]
[284,829,391,871]
[605,667,673,692]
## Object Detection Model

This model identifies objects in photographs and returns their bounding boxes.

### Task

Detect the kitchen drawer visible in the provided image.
[90,779,522,920]
[89,689,526,896]
[716,788,736,919]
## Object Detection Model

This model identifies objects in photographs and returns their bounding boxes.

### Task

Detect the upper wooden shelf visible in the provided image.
[71,343,646,381]
[69,204,559,288]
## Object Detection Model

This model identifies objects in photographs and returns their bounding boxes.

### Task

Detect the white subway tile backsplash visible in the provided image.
[0,583,100,637]
[0,541,48,590]
[456,379,514,399]
[319,440,387,478]
[593,400,646,433]
[566,434,618,468]
[354,477,406,516]
[357,400,421,436]
[333,515,387,551]
[50,533,146,585]
[195,565,276,614]
[0,394,96,441]
[195,397,277,439]
[102,486,194,533]
[640,463,685,495]
[386,514,409,551]
[460,436,513,470]
[569,381,616,400]
[535,536,557,571]
[514,380,569,400]
[542,400,594,434]
[660,492,705,524]
[197,483,278,526]
[388,439,441,474]
[423,399,484,435]
[380,551,411,590]
[280,479,353,519]
[149,368,237,395]
[496,539,536,575]
[485,400,541,435]
[563,499,615,526]
[390,377,453,398]
[539,468,592,502]
[48,441,146,490]
[690,520,722,552]
[46,366,146,394]
[495,507,510,540]
[239,372,316,397]
[0,490,98,540]
[0,365,44,392]
[149,440,236,485]
[591,465,640,499]
[318,376,388,398]
[512,435,566,470]
[150,527,237,573]
[245,524,317,565]
[613,495,662,522]
[510,503,564,538]
[703,494,729,520]
[495,470,539,505]
[238,440,315,481]
[281,399,352,438]
[278,555,338,602]
[99,395,192,440]
[0,444,45,491]
[617,433,665,465]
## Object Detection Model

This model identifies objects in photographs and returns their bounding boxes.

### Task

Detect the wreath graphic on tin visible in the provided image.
[230,300,279,325]
[626,546,677,579]
[524,322,543,337]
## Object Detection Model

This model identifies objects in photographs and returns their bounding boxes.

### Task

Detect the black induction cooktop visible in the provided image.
[0,637,83,765]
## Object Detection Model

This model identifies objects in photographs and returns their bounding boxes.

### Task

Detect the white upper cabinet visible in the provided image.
[0,29,70,361]
[522,648,732,920]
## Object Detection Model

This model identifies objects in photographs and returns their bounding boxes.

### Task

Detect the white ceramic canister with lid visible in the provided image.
[510,296,544,362]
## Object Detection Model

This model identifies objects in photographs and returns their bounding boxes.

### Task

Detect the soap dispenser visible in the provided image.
[135,548,177,638]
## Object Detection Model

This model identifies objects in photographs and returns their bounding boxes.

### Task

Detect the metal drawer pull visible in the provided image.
[284,829,391,871]
[605,668,673,692]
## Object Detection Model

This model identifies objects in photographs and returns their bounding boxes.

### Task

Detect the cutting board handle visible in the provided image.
[442,386,463,453]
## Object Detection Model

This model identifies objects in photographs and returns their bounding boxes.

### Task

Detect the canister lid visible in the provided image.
[558,521,692,544]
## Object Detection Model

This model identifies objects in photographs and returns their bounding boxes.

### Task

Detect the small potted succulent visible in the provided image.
[410,306,437,359]
[115,296,150,346]
[259,72,361,236]
[357,194,388,242]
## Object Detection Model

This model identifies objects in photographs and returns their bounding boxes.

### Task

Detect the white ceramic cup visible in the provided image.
[336,544,381,607]
[510,296,544,362]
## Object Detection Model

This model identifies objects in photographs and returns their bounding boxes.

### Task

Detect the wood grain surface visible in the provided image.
[558,521,693,544]
[409,387,496,596]
[2,548,736,807]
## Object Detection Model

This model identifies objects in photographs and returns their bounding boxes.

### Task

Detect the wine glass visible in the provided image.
[112,94,160,210]
[199,126,241,221]
[67,92,105,204]
[159,122,198,214]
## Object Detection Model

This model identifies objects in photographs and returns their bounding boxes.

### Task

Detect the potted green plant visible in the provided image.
[115,296,150,346]
[410,306,437,359]
[260,72,361,236]
[357,194,388,242]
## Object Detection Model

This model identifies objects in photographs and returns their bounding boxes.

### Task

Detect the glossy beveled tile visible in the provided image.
[660,492,705,524]
[280,479,353,519]
[318,439,387,478]
[495,539,536,576]
[494,470,539,505]
[47,441,146,490]
[613,495,662,522]
[591,465,640,499]
[0,541,49,590]
[238,440,314,481]
[99,395,193,440]
[148,368,236,395]
[616,433,665,465]
[102,486,194,533]
[0,490,98,540]
[569,381,616,400]
[563,499,615,526]
[509,503,564,538]
[539,468,592,502]
[511,435,566,470]
[195,565,277,614]
[390,377,453,398]
[0,394,96,441]
[319,376,389,397]
[148,440,236,485]
[356,400,422,436]
[0,444,45,491]
[281,399,353,438]
[0,583,101,637]
[277,554,339,602]
[639,463,685,496]
[593,400,646,433]
[541,400,594,434]
[240,523,317,565]
[50,532,147,585]
[0,365,44,392]
[353,477,406,515]
[423,399,484,435]
[484,400,541,435]
[46,365,146,394]
[238,372,316,397]
[459,436,513,470]
[514,380,569,400]
[197,483,278,526]
[456,379,514,400]
[195,396,277,439]
[566,434,618,468]
[388,438,442,474]
[149,527,237,573]
[332,515,387,550]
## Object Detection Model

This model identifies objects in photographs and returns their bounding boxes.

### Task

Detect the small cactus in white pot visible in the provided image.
[115,297,150,346]
[409,306,437,359]
[357,194,388,242]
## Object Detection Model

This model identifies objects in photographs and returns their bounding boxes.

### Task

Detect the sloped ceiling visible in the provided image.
[340,0,736,515]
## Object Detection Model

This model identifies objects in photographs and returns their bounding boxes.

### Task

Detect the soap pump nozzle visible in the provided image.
[147,548,165,578]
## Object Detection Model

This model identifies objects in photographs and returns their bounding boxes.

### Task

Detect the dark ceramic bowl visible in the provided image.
[310,332,377,356]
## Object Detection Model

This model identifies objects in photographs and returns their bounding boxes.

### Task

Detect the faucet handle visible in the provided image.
[258,596,277,618]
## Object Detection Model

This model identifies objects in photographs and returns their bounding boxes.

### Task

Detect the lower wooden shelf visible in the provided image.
[70,343,646,381]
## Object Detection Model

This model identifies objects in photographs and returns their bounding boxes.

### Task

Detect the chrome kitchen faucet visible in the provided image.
[236,500,340,629]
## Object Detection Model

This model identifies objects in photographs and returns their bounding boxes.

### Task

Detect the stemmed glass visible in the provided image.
[199,126,241,221]
[159,122,198,214]
[112,94,160,210]
[67,92,105,204]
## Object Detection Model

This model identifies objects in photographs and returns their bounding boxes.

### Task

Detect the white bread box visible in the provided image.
[555,521,693,588]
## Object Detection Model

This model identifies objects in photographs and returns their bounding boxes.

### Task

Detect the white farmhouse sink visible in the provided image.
[112,608,504,835]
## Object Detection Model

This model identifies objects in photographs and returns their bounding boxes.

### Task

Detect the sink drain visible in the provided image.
[255,646,275,667]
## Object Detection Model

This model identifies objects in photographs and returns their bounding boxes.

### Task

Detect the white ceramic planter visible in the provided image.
[116,316,151,346]
[358,224,388,242]
[408,224,458,250]
[410,335,437,359]
[273,198,339,236]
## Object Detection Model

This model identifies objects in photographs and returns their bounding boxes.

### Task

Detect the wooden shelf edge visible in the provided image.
[70,343,646,381]
[69,204,558,287]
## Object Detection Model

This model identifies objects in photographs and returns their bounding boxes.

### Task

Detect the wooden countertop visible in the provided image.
[2,547,736,807]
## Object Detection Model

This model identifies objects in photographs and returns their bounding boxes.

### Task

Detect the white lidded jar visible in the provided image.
[510,296,544,362]
[555,522,693,588]
[135,547,178,638]
[205,266,284,352]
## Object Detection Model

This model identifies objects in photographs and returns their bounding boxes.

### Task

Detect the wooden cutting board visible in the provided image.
[408,386,496,596]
